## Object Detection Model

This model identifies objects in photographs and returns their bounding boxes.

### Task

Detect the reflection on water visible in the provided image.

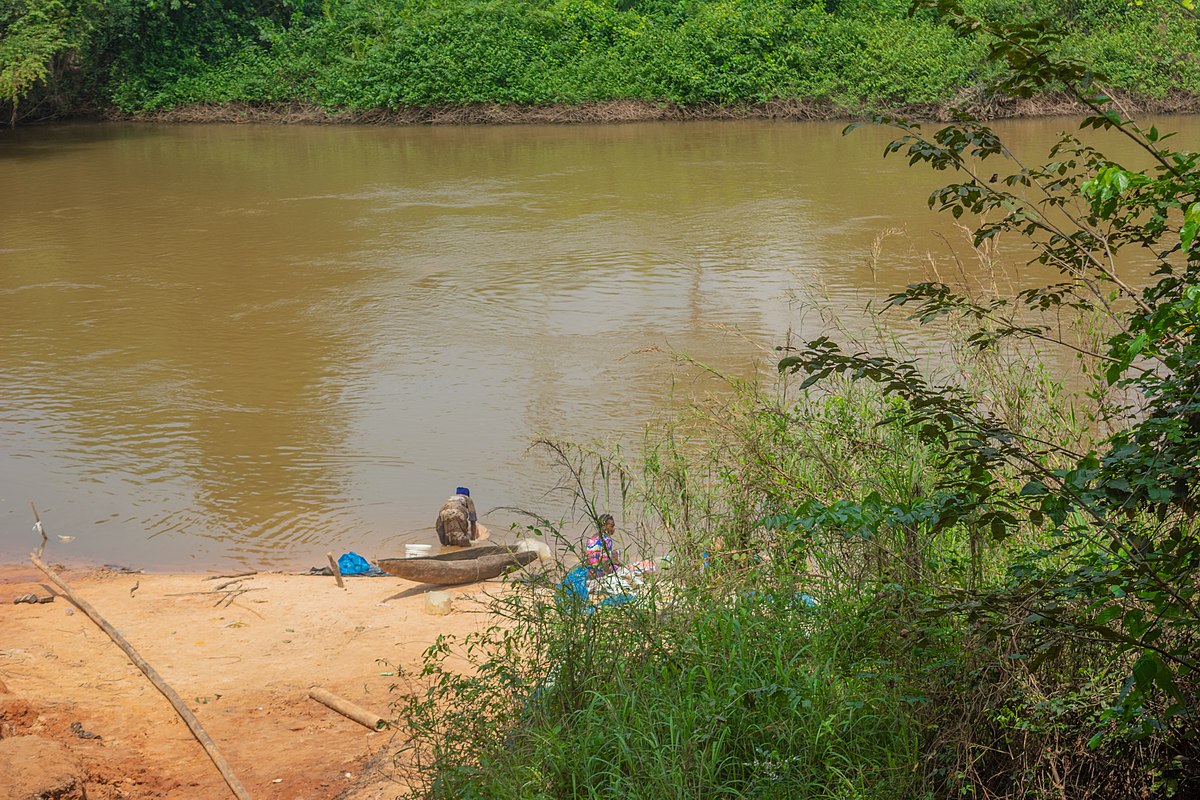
[0,117,1189,568]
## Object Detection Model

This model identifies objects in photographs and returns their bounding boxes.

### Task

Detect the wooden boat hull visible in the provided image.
[377,545,539,585]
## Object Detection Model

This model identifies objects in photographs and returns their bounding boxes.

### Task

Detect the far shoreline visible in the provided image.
[10,91,1200,128]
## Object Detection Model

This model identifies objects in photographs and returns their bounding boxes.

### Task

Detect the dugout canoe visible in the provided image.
[377,545,539,585]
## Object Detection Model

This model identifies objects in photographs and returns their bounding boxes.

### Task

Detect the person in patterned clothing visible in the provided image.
[584,513,621,575]
[436,487,483,547]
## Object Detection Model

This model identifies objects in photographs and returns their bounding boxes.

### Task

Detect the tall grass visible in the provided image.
[393,527,924,799]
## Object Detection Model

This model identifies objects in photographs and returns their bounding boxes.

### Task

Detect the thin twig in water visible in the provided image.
[31,502,47,559]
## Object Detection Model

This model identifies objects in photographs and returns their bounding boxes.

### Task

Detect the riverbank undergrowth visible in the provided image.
[385,8,1200,796]
[3,0,1199,124]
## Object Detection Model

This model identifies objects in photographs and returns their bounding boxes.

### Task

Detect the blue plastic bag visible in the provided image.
[338,551,371,576]
[557,565,591,606]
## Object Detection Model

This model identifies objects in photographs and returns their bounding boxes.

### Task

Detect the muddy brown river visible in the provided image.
[1,117,1193,568]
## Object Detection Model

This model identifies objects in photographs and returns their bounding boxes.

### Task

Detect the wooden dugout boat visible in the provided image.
[376,545,539,585]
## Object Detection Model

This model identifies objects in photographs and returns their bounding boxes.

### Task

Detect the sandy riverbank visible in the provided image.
[0,559,527,800]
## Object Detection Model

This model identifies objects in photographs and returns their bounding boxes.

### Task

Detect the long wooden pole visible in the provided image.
[30,553,252,800]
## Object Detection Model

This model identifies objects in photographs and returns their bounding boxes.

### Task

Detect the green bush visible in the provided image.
[1066,9,1200,97]
[6,0,1195,118]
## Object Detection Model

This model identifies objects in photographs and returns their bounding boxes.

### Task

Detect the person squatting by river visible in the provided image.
[436,487,487,547]
[584,513,621,575]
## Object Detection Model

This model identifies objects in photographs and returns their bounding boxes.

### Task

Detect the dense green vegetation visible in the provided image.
[1,0,1199,122]
[385,5,1199,799]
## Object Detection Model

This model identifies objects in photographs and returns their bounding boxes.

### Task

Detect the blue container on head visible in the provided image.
[456,487,470,497]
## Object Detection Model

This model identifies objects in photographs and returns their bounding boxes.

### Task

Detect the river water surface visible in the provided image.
[2,117,1192,569]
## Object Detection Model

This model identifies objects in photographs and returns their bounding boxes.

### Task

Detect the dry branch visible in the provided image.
[205,571,257,581]
[213,578,248,591]
[166,588,266,598]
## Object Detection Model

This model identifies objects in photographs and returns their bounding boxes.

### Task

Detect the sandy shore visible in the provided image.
[0,558,521,800]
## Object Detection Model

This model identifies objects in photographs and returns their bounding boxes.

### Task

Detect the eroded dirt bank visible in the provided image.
[88,92,1200,126]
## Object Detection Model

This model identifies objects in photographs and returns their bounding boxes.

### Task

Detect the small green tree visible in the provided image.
[779,0,1198,753]
[0,0,101,124]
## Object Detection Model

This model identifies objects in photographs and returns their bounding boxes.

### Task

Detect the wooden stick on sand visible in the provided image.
[309,688,388,731]
[326,552,345,589]
[30,553,252,800]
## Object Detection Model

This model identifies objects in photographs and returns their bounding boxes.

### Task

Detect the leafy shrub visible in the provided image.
[6,0,1196,118]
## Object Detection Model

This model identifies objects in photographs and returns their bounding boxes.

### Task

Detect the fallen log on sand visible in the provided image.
[308,688,388,731]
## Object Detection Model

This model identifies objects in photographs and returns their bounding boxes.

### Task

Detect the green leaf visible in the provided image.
[798,372,824,390]
[1019,480,1048,496]
[1132,652,1158,694]
[1127,332,1148,358]
[1182,203,1200,253]
[1147,485,1174,504]
[990,515,1008,539]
